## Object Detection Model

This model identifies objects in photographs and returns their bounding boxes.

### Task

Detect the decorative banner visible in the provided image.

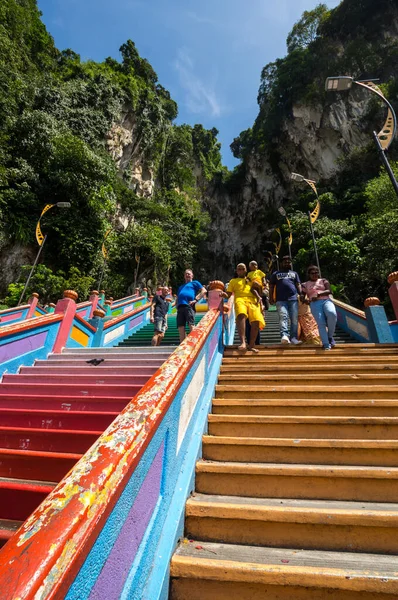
[102,228,112,259]
[274,228,282,254]
[286,217,293,246]
[36,204,55,246]
[310,200,321,224]
[359,81,395,150]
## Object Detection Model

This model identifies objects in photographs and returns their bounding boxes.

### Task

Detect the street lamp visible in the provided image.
[291,172,321,274]
[18,202,71,305]
[325,76,398,197]
[278,206,293,262]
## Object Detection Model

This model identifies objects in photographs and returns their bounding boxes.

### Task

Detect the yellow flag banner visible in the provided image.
[275,228,282,254]
[310,200,321,224]
[102,228,112,259]
[35,204,55,246]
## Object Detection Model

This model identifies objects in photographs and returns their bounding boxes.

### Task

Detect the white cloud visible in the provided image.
[175,49,222,117]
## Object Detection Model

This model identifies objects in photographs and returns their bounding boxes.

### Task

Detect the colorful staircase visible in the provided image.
[170,344,398,599]
[0,346,173,550]
[119,313,204,347]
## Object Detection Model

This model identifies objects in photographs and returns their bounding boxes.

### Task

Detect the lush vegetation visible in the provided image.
[0,0,223,304]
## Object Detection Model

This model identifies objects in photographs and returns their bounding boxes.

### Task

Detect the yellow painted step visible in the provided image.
[215,384,398,400]
[224,345,398,357]
[170,542,398,600]
[218,373,398,386]
[185,494,398,553]
[207,415,398,439]
[195,461,398,502]
[212,398,398,417]
[220,363,398,374]
[202,436,398,466]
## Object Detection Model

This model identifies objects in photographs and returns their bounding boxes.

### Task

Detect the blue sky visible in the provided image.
[37,0,341,169]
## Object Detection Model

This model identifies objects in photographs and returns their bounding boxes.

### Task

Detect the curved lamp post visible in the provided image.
[18,202,71,305]
[278,206,293,262]
[325,76,398,197]
[291,172,321,274]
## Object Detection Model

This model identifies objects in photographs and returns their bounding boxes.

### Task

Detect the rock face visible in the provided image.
[106,109,155,198]
[203,88,382,279]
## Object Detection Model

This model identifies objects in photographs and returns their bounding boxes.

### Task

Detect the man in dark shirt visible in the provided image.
[177,269,206,343]
[269,256,302,345]
[150,287,169,346]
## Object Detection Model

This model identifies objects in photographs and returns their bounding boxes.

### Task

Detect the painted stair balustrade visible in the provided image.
[170,343,398,600]
[0,302,232,600]
[0,345,173,551]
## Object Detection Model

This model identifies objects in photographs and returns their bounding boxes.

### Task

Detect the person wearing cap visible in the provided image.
[221,263,265,353]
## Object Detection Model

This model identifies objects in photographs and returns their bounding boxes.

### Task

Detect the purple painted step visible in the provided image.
[0,408,118,430]
[38,358,166,367]
[21,365,158,376]
[0,427,101,454]
[3,374,152,386]
[0,394,128,412]
[0,449,82,481]
[0,382,141,398]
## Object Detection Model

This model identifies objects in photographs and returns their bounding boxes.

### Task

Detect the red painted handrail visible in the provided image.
[0,308,222,599]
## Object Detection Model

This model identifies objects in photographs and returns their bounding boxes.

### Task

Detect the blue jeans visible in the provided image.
[310,299,337,348]
[276,300,298,340]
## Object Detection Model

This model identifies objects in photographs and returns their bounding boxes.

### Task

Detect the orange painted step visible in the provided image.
[185,494,398,554]
[202,436,398,466]
[195,461,398,502]
[207,415,398,439]
[211,398,398,417]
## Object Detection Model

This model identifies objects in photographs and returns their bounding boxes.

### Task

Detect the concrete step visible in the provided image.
[20,365,158,376]
[0,448,81,481]
[215,385,398,400]
[207,415,398,439]
[202,436,398,466]
[0,426,100,454]
[222,355,398,365]
[170,542,398,599]
[0,476,57,521]
[35,358,165,367]
[212,398,398,417]
[195,461,398,502]
[0,518,22,549]
[61,346,175,354]
[218,373,398,385]
[0,393,128,412]
[0,407,118,430]
[224,348,398,358]
[219,363,398,374]
[0,382,141,398]
[185,494,398,553]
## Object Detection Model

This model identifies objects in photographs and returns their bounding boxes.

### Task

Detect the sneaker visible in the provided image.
[281,335,290,344]
[322,345,331,350]
[291,337,303,345]
[329,337,336,348]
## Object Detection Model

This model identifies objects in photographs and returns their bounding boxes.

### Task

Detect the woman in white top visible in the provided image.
[301,265,337,350]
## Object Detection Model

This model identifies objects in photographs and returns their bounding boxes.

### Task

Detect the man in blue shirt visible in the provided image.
[177,269,206,343]
[269,256,302,345]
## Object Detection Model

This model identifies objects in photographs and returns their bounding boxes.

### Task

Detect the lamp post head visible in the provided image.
[278,206,287,217]
[291,172,305,182]
[325,76,353,92]
[56,202,71,208]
